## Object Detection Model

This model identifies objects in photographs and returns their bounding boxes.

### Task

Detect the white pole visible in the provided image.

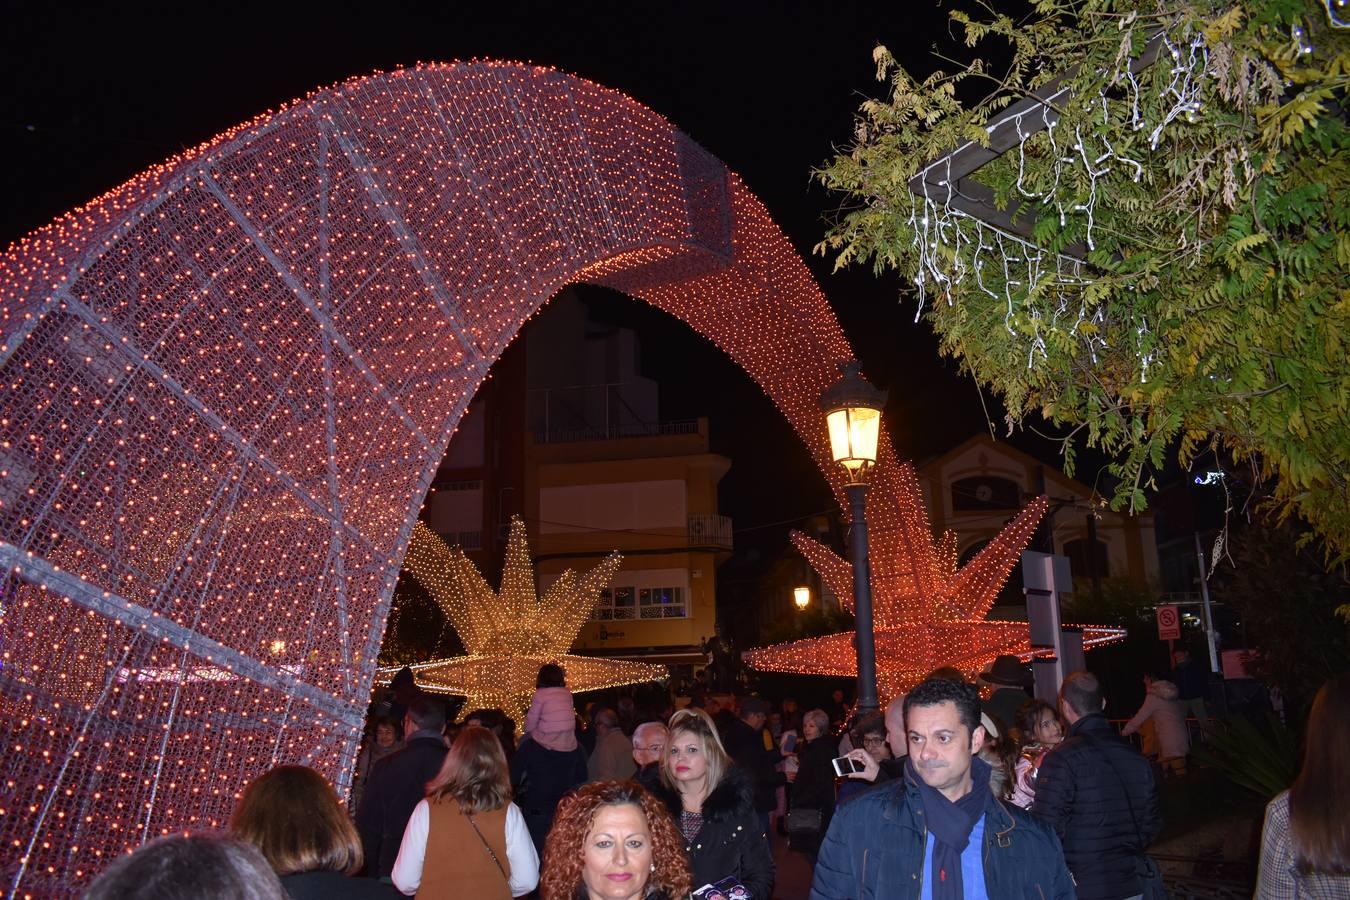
[1195,533,1221,673]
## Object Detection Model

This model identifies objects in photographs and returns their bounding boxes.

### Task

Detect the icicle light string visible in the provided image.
[904,18,1223,381]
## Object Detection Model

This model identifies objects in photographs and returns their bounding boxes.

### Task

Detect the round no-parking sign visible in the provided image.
[1156,605,1181,640]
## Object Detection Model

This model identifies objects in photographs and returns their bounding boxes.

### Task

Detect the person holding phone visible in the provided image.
[835,712,894,804]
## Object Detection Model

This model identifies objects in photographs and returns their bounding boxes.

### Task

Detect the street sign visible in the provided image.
[1156,605,1181,641]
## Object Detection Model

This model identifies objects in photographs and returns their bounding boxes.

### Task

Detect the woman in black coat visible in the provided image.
[786,708,838,856]
[658,708,774,899]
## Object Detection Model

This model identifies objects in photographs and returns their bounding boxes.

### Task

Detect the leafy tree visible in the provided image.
[1215,517,1350,712]
[817,0,1350,560]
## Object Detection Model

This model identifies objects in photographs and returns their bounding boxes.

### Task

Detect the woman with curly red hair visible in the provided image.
[540,781,690,900]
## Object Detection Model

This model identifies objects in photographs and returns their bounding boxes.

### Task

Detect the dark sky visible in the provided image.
[2,0,1083,549]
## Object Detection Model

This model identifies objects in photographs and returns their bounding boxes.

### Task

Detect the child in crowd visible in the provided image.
[524,663,577,751]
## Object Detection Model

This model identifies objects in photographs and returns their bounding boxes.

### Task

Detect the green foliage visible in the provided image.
[1192,713,1298,798]
[818,0,1350,561]
[1065,576,1161,625]
[1215,518,1350,710]
[378,572,462,665]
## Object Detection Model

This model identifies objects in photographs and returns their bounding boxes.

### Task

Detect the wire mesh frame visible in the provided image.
[0,61,874,895]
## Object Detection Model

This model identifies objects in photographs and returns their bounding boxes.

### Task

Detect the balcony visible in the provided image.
[687,514,732,551]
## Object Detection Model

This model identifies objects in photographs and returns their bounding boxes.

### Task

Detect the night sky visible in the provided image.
[2,0,1081,552]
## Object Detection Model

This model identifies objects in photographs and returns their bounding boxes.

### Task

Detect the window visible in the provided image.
[593,584,687,620]
[951,476,1022,511]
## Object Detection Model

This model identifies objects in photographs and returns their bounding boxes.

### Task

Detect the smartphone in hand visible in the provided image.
[831,755,866,777]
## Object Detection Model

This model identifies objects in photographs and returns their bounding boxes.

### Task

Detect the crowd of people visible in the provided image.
[83,659,1350,900]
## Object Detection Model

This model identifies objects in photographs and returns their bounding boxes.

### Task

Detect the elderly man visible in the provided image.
[588,707,637,782]
[631,721,668,792]
[811,678,1075,900]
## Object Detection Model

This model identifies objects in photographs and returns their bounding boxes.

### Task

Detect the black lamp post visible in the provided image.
[820,361,886,714]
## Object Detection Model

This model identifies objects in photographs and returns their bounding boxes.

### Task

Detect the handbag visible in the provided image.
[786,807,822,834]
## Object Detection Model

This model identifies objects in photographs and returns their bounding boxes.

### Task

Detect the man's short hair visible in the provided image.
[1060,671,1103,717]
[594,708,619,730]
[903,678,981,736]
[406,698,446,732]
[739,697,770,717]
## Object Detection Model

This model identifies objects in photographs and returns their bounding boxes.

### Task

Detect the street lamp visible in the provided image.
[820,361,886,714]
[793,585,811,610]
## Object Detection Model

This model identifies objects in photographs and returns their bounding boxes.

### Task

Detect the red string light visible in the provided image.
[743,493,1126,698]
[0,60,887,894]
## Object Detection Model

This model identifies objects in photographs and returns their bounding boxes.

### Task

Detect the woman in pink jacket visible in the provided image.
[1122,673,1190,775]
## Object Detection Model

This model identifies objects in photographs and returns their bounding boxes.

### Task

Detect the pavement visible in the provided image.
[771,827,816,900]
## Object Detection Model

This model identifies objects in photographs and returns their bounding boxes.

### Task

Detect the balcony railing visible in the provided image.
[533,419,699,445]
[688,514,732,550]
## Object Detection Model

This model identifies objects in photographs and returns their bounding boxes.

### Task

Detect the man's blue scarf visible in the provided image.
[906,755,991,900]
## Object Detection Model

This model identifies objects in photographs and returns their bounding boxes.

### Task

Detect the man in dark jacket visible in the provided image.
[810,677,1075,900]
[511,727,590,856]
[1033,671,1161,900]
[631,721,668,793]
[1169,648,1211,735]
[720,697,783,835]
[356,697,448,877]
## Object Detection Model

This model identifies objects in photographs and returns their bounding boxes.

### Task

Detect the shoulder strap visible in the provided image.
[465,812,510,884]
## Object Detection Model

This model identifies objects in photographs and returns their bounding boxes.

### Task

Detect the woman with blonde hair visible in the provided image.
[655,708,773,898]
[231,765,396,899]
[1257,672,1350,898]
[539,781,690,900]
[391,725,539,898]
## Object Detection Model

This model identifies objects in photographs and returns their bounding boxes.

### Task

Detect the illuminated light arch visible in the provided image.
[0,61,1080,894]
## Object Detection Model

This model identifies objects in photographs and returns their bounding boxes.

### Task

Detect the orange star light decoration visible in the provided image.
[375,517,665,725]
[744,464,1125,699]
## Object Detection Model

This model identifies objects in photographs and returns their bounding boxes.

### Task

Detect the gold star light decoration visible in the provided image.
[744,465,1126,700]
[374,516,665,726]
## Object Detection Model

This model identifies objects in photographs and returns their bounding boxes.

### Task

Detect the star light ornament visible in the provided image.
[374,517,665,726]
[744,478,1125,699]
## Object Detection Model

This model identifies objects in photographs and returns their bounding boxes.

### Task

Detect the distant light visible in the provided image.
[1194,471,1225,485]
[793,586,811,610]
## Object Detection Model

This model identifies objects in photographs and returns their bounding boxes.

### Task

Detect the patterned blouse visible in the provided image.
[1256,790,1350,899]
[679,809,704,841]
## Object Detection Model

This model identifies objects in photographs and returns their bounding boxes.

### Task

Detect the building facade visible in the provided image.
[420,289,731,666]
[916,435,1161,609]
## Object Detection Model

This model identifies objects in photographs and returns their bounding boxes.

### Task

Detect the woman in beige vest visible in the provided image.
[391,725,539,898]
